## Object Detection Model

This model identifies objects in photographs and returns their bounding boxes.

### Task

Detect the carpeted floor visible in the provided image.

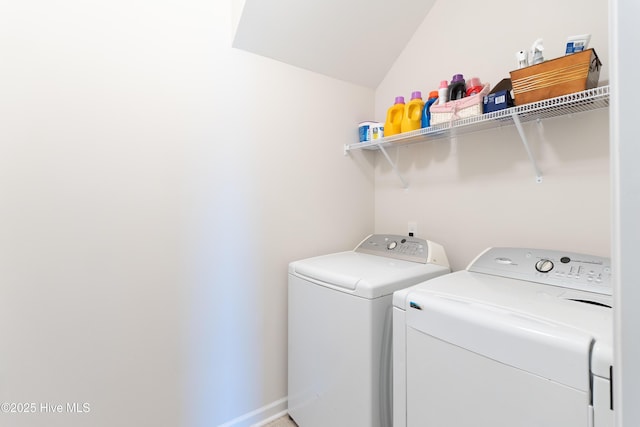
[263,414,297,427]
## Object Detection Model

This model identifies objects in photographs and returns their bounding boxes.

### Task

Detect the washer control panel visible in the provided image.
[469,247,612,295]
[355,234,429,264]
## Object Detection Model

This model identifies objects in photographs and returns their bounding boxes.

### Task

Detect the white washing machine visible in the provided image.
[393,247,613,427]
[288,234,450,427]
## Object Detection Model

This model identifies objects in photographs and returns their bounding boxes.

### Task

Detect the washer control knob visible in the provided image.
[387,241,398,250]
[535,259,554,273]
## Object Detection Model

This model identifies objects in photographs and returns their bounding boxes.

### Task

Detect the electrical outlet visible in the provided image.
[408,221,418,237]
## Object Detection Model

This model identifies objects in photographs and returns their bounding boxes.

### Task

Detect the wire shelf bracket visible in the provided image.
[511,111,543,183]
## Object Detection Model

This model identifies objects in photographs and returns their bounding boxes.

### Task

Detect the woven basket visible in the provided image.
[430,83,491,125]
[509,49,601,105]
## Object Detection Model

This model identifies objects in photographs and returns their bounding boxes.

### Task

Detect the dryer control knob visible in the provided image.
[535,259,554,273]
[387,241,398,250]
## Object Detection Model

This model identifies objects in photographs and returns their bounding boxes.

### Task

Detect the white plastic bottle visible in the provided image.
[438,80,448,105]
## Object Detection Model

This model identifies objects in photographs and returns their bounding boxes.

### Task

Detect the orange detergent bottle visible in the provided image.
[401,91,425,133]
[383,96,405,137]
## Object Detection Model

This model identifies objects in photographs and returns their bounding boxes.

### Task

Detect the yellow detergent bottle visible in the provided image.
[383,96,405,137]
[401,91,425,133]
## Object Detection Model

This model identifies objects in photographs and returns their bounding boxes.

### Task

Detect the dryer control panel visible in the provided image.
[468,247,612,295]
[355,234,429,264]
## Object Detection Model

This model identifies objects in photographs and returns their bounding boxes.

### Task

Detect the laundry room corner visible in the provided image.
[183,3,378,426]
[373,0,610,270]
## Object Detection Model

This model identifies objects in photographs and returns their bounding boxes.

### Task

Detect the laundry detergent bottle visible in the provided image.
[384,96,405,137]
[466,77,483,96]
[421,91,439,128]
[448,74,466,101]
[401,91,424,133]
[438,80,449,105]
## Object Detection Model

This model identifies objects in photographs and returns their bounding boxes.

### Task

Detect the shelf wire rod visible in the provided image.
[378,144,409,189]
[511,111,543,183]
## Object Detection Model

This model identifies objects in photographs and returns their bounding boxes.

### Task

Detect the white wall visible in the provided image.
[0,1,374,426]
[373,0,610,270]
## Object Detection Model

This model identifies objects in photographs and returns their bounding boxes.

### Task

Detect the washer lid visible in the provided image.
[402,270,612,391]
[292,252,362,290]
[406,289,593,392]
[289,251,449,298]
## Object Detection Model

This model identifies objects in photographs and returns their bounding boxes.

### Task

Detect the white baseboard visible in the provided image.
[217,397,288,427]
[251,408,289,427]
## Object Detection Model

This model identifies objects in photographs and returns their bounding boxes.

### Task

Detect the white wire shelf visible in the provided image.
[346,85,610,151]
[345,85,610,187]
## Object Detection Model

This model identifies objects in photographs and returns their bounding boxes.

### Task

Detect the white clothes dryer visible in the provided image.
[393,247,613,427]
[288,234,450,427]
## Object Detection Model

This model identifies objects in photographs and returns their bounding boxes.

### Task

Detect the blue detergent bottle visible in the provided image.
[421,91,440,128]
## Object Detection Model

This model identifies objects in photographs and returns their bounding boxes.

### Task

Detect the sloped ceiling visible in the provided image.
[232,0,436,88]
